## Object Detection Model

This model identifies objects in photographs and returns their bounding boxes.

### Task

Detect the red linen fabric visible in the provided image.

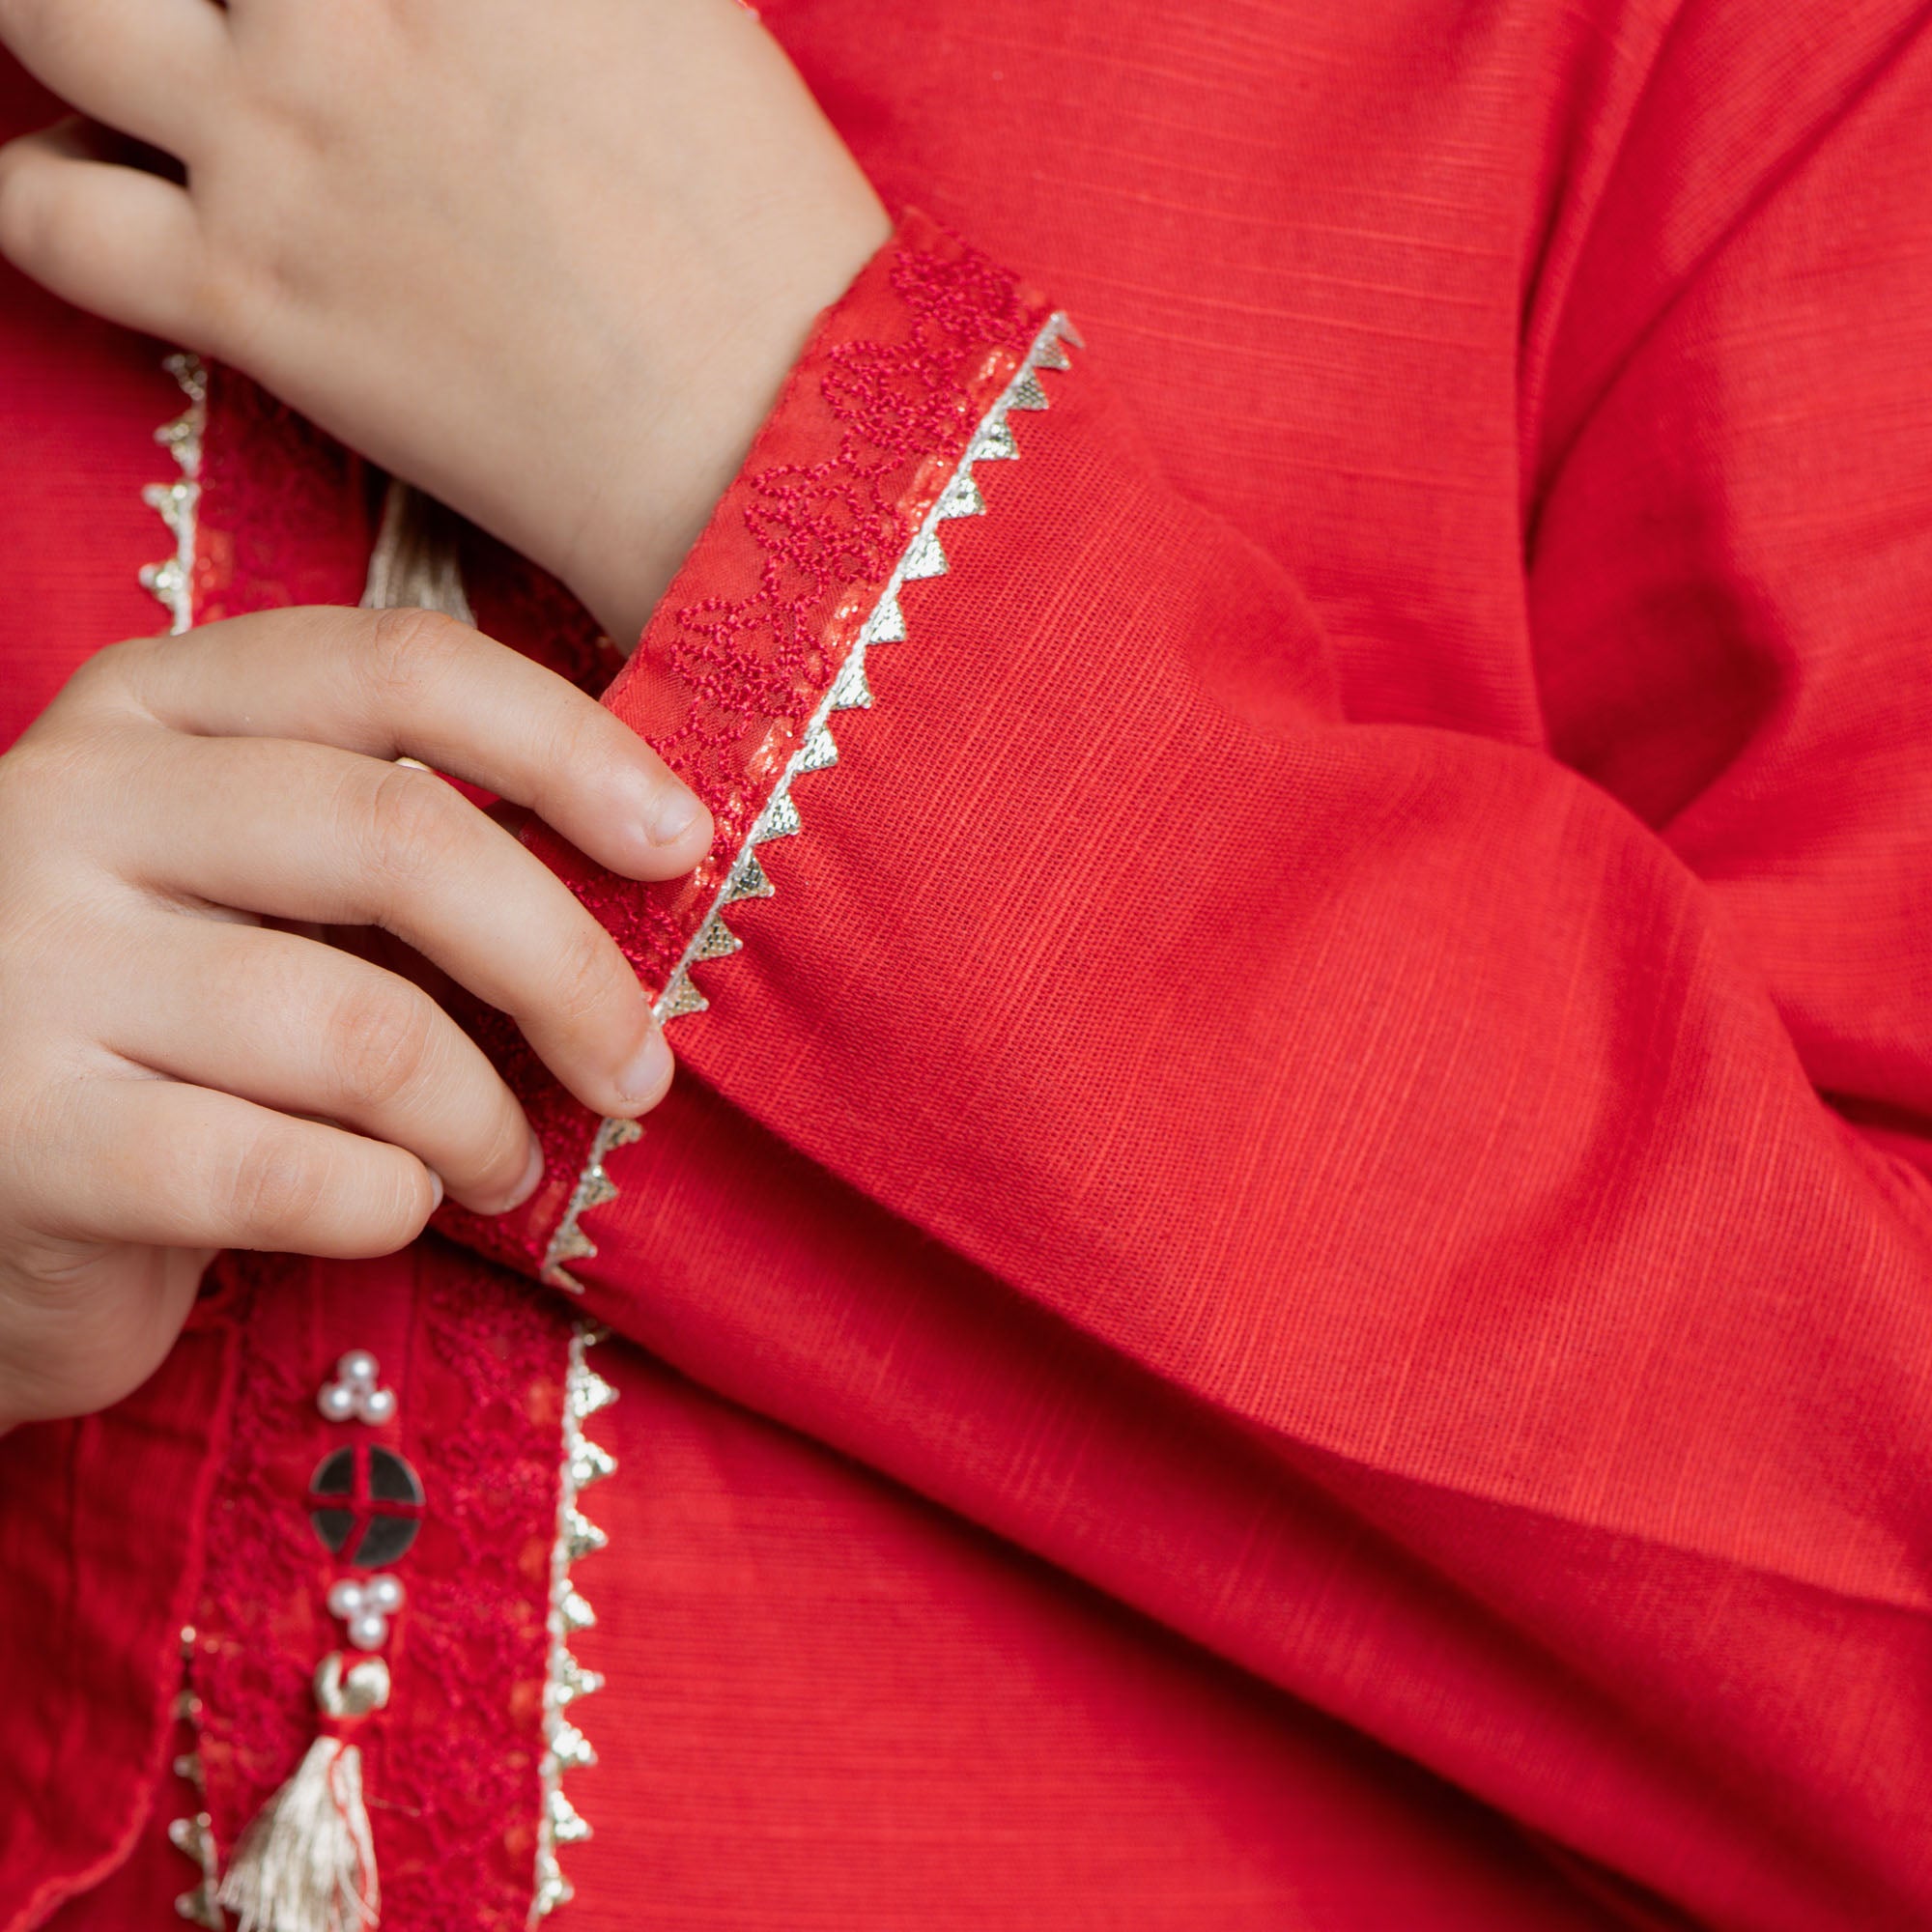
[3,0,1932,1924]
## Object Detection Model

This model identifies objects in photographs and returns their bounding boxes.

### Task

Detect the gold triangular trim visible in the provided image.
[571,1368,618,1420]
[830,654,873,711]
[936,472,986,520]
[753,790,803,842]
[657,969,709,1019]
[550,1225,595,1266]
[973,418,1020,462]
[174,1884,222,1929]
[563,1505,609,1562]
[532,1851,574,1919]
[1009,371,1050,412]
[548,1790,592,1845]
[725,850,776,902]
[864,592,907,644]
[541,315,1078,1296]
[901,527,949,580]
[555,1650,606,1704]
[168,1817,212,1861]
[541,1118,644,1288]
[692,915,744,961]
[526,348,1085,1869]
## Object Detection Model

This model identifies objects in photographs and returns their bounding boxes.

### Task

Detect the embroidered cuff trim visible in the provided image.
[539,313,1079,1293]
[141,353,208,637]
[529,1321,617,1923]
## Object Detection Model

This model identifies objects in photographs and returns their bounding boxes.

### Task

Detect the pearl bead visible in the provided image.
[337,1350,379,1389]
[346,1612,388,1652]
[316,1382,356,1423]
[365,1575,404,1614]
[356,1385,398,1426]
[326,1579,364,1619]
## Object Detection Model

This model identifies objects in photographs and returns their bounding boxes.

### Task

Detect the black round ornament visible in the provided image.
[308,1444,425,1568]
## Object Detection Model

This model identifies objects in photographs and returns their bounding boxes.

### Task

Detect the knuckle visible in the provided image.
[364,1161,436,1253]
[0,1072,81,1225]
[541,690,611,781]
[361,606,473,706]
[179,248,266,368]
[328,979,440,1114]
[224,1125,329,1241]
[547,920,625,1032]
[0,725,101,836]
[357,760,468,883]
[60,637,151,714]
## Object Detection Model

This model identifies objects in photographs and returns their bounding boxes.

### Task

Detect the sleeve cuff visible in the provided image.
[432,211,1075,1284]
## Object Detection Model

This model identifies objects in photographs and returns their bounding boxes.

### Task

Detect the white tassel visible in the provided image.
[217,1654,389,1932]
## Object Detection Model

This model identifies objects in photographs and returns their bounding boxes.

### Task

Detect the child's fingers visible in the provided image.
[0,0,228,155]
[100,914,544,1219]
[22,1074,439,1261]
[108,729,676,1123]
[0,123,206,341]
[102,608,714,882]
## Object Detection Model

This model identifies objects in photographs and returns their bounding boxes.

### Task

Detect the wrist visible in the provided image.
[554,185,893,649]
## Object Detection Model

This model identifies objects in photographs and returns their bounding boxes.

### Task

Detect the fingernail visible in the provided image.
[502,1138,546,1210]
[646,782,704,847]
[616,1026,673,1105]
[427,1171,446,1212]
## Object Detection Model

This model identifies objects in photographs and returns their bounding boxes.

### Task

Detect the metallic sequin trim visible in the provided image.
[529,1322,616,1923]
[538,313,1080,1293]
[140,354,207,636]
[170,1627,226,1927]
[542,1118,642,1293]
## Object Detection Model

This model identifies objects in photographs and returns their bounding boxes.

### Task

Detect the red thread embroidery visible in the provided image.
[376,1247,571,1932]
[191,1254,333,1845]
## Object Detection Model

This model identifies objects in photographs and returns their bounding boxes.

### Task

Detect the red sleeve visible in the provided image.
[433,32,1932,1923]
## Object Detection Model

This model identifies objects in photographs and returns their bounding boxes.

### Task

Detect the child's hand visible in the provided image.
[0,0,891,643]
[0,607,712,1430]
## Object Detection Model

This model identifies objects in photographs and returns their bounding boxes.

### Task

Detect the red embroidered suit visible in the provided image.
[4,0,1931,1926]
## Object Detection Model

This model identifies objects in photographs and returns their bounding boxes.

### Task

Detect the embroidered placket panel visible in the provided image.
[184,1247,582,1928]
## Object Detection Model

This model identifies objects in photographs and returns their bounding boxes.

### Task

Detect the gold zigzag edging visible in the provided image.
[155,351,216,1924]
[141,353,207,637]
[540,312,1080,1294]
[168,1644,225,1929]
[529,1321,617,1923]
